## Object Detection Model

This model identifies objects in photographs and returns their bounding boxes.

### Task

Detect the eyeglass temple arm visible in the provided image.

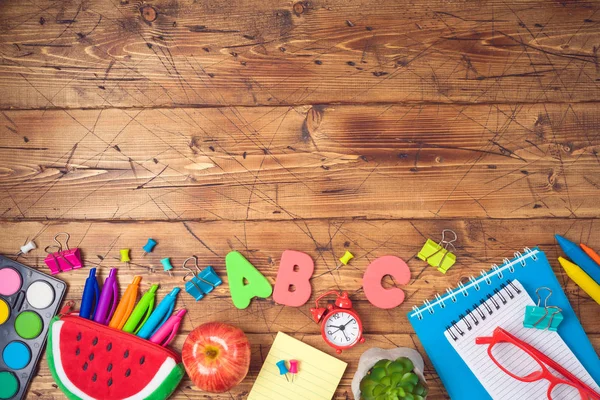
[477,329,600,400]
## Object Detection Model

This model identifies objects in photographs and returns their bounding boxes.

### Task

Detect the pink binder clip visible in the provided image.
[44,232,83,274]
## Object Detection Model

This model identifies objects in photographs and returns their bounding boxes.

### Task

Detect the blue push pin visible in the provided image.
[161,257,174,277]
[142,238,157,256]
[276,360,289,382]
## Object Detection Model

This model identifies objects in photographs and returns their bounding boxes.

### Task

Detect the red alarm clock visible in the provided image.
[310,290,365,354]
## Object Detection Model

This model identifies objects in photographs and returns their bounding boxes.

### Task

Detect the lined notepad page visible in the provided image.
[444,280,600,400]
[248,332,347,400]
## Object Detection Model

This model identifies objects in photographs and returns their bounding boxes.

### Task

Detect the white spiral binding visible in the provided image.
[410,248,538,322]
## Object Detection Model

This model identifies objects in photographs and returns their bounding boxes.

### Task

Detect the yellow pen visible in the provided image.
[558,257,600,305]
[123,284,159,334]
[109,276,142,330]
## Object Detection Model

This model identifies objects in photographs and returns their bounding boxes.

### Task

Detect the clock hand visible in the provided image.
[342,330,350,341]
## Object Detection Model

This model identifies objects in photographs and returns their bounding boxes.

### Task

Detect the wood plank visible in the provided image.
[23,333,600,399]
[1,0,600,108]
[1,219,599,399]
[1,103,599,220]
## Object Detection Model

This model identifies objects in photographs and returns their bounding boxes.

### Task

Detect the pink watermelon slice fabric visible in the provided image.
[47,315,184,400]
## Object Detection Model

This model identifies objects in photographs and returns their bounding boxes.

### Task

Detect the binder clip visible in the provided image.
[523,287,563,331]
[182,256,222,301]
[417,229,457,274]
[44,233,83,275]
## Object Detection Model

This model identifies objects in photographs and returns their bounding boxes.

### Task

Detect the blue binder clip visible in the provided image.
[523,287,563,331]
[182,257,222,301]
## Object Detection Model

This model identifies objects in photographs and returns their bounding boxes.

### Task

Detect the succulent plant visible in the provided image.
[359,357,428,400]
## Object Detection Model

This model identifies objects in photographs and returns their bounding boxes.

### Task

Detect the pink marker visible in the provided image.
[289,359,299,382]
[149,309,187,347]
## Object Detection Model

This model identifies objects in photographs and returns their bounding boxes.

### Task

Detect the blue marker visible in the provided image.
[80,268,100,319]
[555,234,600,284]
[137,287,181,339]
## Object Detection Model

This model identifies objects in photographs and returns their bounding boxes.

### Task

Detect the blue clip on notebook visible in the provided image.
[408,247,600,399]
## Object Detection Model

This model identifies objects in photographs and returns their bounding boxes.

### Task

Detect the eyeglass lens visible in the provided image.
[491,342,542,379]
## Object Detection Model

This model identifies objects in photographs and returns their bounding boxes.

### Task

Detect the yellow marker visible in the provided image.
[109,276,142,329]
[558,257,600,305]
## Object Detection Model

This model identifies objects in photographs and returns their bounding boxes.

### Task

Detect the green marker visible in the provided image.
[122,284,158,334]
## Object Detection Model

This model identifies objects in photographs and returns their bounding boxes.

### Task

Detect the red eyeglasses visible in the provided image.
[476,327,600,400]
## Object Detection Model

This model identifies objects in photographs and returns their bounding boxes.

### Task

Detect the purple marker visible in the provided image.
[93,268,119,325]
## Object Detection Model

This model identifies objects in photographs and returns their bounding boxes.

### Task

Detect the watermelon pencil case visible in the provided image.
[46,314,185,400]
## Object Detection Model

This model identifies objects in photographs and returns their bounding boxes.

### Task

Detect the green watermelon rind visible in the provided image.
[47,317,185,400]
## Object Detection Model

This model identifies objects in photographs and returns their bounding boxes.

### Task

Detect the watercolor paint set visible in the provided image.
[0,255,66,400]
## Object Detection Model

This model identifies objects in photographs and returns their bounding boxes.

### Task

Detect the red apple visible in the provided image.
[182,322,251,393]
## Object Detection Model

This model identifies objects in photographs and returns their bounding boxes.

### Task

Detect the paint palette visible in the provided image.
[0,255,66,400]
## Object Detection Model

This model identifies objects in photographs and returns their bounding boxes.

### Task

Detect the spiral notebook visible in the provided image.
[408,248,600,399]
[444,279,599,399]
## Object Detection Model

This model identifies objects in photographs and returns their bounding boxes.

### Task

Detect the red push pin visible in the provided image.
[289,359,299,383]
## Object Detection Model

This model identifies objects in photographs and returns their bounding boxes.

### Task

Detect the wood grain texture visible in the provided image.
[1,103,599,221]
[1,219,599,399]
[1,0,600,108]
[2,0,600,398]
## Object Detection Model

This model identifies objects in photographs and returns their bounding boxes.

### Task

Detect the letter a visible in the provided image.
[226,251,273,309]
[273,250,314,307]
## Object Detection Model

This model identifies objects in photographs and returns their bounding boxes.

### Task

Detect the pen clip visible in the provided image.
[152,302,176,338]
[134,297,155,334]
[106,280,119,324]
[159,318,181,347]
[92,279,100,314]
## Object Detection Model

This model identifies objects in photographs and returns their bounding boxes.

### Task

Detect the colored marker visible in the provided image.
[123,284,158,334]
[555,235,600,284]
[149,309,187,347]
[558,257,600,305]
[137,287,181,339]
[80,268,100,319]
[93,268,119,325]
[580,244,600,268]
[109,276,142,330]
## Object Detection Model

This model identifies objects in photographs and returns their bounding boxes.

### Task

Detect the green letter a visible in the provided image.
[226,251,273,309]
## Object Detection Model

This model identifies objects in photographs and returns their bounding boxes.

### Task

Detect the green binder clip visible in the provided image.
[418,229,457,274]
[523,287,563,331]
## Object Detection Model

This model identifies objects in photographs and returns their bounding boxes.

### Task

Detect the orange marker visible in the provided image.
[580,244,600,268]
[109,276,142,330]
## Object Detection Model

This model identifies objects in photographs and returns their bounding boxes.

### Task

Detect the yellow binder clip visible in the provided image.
[418,229,457,274]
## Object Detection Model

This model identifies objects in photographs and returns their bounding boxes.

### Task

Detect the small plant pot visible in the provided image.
[351,347,427,400]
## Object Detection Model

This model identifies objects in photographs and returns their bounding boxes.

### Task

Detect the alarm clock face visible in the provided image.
[323,310,361,347]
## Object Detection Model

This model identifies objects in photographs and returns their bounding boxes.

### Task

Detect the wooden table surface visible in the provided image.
[1,0,599,398]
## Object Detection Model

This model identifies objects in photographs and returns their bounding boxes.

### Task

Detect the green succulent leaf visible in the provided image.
[360,356,428,400]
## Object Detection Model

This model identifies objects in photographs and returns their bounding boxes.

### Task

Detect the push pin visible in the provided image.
[120,249,131,267]
[17,240,37,256]
[276,360,289,382]
[333,250,354,272]
[289,359,299,382]
[339,250,354,266]
[161,257,174,277]
[142,238,157,256]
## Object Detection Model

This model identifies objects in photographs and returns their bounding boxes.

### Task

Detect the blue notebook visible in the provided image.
[408,247,600,399]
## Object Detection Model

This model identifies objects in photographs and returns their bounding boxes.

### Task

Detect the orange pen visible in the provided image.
[580,244,600,268]
[109,276,142,330]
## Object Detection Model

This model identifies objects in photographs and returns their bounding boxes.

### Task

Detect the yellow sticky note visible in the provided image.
[248,332,347,400]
